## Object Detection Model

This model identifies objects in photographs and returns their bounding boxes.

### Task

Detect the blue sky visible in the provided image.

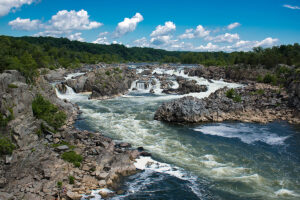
[0,0,300,51]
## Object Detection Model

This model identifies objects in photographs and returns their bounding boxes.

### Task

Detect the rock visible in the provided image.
[0,192,14,200]
[162,78,208,95]
[150,89,155,93]
[5,156,12,164]
[66,191,82,200]
[137,147,144,151]
[55,83,67,94]
[98,180,106,187]
[0,177,7,188]
[55,145,69,151]
[155,84,300,124]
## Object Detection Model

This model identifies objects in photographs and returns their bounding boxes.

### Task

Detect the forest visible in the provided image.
[0,35,300,82]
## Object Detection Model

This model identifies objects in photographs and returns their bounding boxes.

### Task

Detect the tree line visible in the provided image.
[0,35,299,82]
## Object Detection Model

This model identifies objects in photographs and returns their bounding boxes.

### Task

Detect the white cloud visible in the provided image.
[283,4,300,10]
[150,21,176,37]
[9,9,102,33]
[98,31,109,37]
[133,37,149,47]
[195,43,219,51]
[150,35,174,46]
[93,37,109,45]
[68,32,84,42]
[0,0,37,17]
[179,25,210,39]
[113,13,143,38]
[227,22,241,30]
[47,9,102,32]
[33,30,64,37]
[206,33,240,43]
[255,37,278,47]
[8,17,41,30]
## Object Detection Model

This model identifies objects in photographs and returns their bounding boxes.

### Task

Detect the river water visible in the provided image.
[56,68,300,200]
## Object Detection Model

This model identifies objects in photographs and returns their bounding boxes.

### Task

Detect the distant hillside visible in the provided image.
[0,35,300,82]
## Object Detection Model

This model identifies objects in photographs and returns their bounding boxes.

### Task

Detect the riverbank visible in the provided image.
[0,70,149,200]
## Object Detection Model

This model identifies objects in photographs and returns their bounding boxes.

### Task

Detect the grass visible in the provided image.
[52,141,75,150]
[0,137,16,155]
[0,108,14,127]
[61,151,83,167]
[69,176,75,184]
[8,83,18,88]
[32,94,66,130]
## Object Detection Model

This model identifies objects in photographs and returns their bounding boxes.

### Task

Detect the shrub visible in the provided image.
[0,137,16,155]
[226,88,242,103]
[61,151,83,167]
[105,71,110,76]
[57,181,62,189]
[8,84,18,88]
[256,75,263,83]
[32,94,66,130]
[263,74,277,85]
[68,176,75,184]
[226,88,235,99]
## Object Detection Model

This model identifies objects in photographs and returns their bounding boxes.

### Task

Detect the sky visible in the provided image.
[0,0,300,52]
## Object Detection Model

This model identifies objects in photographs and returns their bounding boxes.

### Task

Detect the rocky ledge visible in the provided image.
[0,70,148,200]
[154,83,300,124]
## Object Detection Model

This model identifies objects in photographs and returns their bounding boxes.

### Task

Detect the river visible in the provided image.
[56,67,300,200]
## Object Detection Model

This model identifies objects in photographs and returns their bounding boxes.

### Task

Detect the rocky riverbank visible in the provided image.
[155,83,300,124]
[0,70,148,200]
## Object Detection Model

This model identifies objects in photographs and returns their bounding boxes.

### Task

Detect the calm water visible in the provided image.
[56,70,300,200]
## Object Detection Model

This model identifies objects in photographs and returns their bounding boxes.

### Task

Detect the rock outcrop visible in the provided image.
[0,70,147,200]
[163,77,208,95]
[155,83,300,124]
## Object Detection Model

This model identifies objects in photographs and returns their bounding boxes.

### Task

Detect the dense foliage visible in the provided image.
[1,35,300,82]
[32,94,66,130]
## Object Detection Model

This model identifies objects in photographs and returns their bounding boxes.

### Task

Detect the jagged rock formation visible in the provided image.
[155,83,300,124]
[0,70,147,200]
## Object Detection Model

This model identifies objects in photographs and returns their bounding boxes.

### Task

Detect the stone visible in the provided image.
[66,191,82,200]
[55,145,69,151]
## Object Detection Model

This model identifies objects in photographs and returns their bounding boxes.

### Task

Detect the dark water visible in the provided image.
[57,76,300,200]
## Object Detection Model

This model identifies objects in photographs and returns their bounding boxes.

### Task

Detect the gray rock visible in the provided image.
[55,145,69,151]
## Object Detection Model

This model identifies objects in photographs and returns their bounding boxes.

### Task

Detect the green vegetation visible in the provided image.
[57,181,62,189]
[226,88,242,103]
[262,74,277,85]
[68,176,75,184]
[0,137,16,155]
[8,83,18,88]
[61,151,83,167]
[251,89,265,95]
[0,108,14,127]
[1,36,300,83]
[52,140,75,150]
[32,94,66,130]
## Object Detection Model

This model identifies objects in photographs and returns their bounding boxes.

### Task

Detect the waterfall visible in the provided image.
[137,82,145,90]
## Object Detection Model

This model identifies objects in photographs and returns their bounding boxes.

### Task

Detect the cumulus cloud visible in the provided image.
[113,13,143,38]
[93,36,109,45]
[150,21,176,37]
[68,32,84,42]
[195,43,219,51]
[8,17,41,30]
[206,33,240,43]
[179,25,210,39]
[227,22,241,30]
[9,9,102,32]
[150,35,174,46]
[133,37,149,47]
[283,4,300,10]
[255,37,278,47]
[46,9,102,32]
[0,0,37,17]
[9,9,102,42]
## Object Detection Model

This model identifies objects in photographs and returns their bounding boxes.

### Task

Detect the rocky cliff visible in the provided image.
[0,70,145,200]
